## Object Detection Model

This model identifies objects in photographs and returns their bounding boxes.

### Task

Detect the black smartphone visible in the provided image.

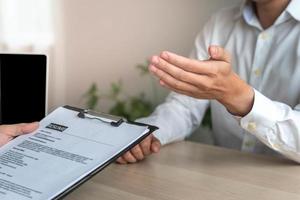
[0,54,47,124]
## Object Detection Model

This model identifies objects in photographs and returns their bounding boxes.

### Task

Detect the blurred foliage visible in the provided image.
[202,107,212,129]
[82,83,99,110]
[83,61,212,128]
[136,61,150,75]
[109,95,153,121]
[83,62,154,121]
[105,80,154,121]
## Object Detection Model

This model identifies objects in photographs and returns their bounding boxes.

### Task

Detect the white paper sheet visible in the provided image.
[0,107,150,200]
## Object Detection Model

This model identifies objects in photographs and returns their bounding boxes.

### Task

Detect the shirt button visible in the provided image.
[254,68,262,76]
[247,122,256,132]
[273,143,281,150]
[260,32,268,40]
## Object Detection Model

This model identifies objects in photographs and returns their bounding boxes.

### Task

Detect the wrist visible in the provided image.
[219,74,254,116]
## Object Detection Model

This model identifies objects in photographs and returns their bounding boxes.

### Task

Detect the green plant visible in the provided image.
[105,80,154,121]
[82,83,99,110]
[202,107,212,129]
[83,62,155,121]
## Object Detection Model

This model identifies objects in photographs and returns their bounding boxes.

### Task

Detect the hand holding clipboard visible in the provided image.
[0,105,158,200]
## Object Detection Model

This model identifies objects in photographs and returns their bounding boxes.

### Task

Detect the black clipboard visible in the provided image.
[51,105,158,200]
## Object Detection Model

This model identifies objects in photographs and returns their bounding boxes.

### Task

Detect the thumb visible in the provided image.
[150,136,161,153]
[19,122,39,134]
[0,122,39,137]
[208,45,231,63]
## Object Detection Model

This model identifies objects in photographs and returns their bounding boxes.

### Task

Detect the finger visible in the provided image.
[158,51,213,74]
[140,135,152,156]
[20,122,39,133]
[150,137,161,153]
[208,45,231,63]
[130,144,144,161]
[116,157,127,164]
[0,134,12,147]
[160,80,193,97]
[160,80,211,100]
[0,122,39,137]
[150,56,210,86]
[122,151,137,163]
[149,65,200,94]
[0,125,22,137]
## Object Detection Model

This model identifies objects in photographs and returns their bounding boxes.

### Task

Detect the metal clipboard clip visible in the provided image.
[64,105,159,132]
[77,109,126,127]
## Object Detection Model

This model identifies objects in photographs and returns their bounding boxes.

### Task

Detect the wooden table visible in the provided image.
[65,141,300,200]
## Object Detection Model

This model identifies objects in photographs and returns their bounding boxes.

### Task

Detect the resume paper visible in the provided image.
[0,107,150,200]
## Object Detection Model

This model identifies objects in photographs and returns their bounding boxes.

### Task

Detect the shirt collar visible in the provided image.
[237,1,262,29]
[234,0,300,23]
[233,0,248,21]
[286,0,300,21]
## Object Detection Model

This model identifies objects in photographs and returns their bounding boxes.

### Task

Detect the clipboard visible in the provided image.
[0,105,158,200]
[54,105,158,200]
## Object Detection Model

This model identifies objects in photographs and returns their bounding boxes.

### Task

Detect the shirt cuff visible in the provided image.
[135,117,166,145]
[240,89,281,134]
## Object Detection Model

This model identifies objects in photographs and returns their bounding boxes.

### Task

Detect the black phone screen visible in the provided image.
[0,54,47,124]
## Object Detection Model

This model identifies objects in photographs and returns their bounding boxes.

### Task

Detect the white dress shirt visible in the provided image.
[138,0,300,162]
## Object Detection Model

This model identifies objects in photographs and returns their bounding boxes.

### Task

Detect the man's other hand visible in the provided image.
[116,133,161,164]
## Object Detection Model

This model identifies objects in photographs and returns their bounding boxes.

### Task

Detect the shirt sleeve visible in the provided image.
[136,15,218,145]
[240,89,300,163]
[137,93,209,145]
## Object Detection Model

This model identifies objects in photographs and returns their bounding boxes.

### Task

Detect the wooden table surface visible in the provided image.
[65,141,300,200]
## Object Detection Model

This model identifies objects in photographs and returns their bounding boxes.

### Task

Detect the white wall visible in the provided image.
[50,0,241,112]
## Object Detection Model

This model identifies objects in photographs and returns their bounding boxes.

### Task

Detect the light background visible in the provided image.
[49,0,242,112]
